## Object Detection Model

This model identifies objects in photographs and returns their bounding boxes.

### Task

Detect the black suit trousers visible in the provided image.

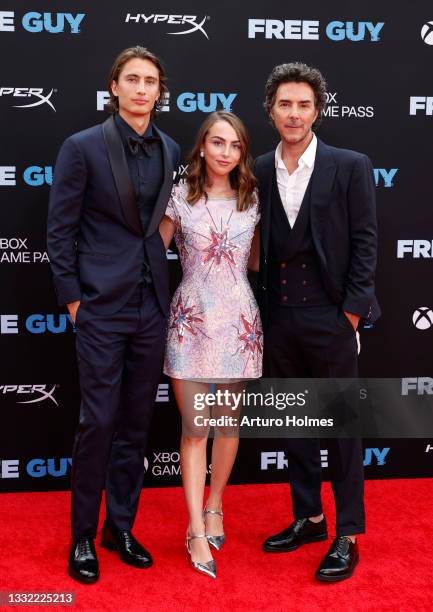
[71,285,166,541]
[263,303,365,536]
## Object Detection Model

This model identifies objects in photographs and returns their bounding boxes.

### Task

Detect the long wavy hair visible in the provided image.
[186,111,256,212]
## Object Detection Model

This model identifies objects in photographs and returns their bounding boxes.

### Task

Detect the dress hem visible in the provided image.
[163,371,262,383]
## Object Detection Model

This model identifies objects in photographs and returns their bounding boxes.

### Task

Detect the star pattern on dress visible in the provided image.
[164,187,263,380]
[238,312,263,356]
[170,293,204,343]
[202,226,239,272]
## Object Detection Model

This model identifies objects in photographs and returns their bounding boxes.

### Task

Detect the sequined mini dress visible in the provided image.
[163,183,263,381]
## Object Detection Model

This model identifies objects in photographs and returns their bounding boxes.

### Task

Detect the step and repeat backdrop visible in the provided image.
[1,1,432,492]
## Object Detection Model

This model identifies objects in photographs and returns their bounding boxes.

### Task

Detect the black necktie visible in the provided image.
[127,135,160,157]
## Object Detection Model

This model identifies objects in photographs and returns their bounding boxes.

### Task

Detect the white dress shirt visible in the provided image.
[274,133,317,228]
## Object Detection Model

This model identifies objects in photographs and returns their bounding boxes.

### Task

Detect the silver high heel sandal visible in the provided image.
[185,532,217,579]
[204,508,225,551]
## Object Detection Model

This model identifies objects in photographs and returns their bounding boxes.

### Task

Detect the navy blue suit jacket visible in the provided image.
[47,115,181,315]
[255,138,380,326]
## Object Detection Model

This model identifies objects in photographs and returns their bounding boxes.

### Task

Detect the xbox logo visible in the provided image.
[412,307,433,330]
[421,21,433,45]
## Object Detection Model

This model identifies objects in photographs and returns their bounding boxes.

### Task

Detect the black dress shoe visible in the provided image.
[315,536,359,582]
[68,537,99,584]
[100,522,153,568]
[263,517,328,553]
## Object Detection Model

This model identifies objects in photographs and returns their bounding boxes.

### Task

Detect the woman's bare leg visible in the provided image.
[205,382,244,535]
[171,378,213,563]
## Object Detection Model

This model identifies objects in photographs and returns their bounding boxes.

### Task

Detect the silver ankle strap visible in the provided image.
[204,508,223,517]
[187,533,207,541]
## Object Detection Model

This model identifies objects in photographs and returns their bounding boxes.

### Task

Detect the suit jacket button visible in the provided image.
[302,297,307,302]
[282,296,288,302]
[281,279,287,285]
[302,280,308,286]
[301,263,307,269]
[281,262,287,269]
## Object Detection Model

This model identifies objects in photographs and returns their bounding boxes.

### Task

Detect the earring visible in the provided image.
[200,151,204,158]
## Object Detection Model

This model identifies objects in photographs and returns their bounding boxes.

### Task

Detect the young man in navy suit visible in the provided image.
[255,63,380,581]
[47,46,180,584]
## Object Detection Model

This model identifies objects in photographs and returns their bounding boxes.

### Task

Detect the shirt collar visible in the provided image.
[275,133,317,171]
[114,113,154,142]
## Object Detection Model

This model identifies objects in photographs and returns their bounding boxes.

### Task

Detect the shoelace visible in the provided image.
[119,531,134,546]
[334,536,351,555]
[77,539,92,557]
[293,518,307,532]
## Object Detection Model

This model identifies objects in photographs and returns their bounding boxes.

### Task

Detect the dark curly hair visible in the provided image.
[264,62,327,129]
[106,46,168,118]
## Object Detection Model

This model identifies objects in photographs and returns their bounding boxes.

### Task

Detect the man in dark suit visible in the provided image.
[255,63,380,581]
[47,46,180,584]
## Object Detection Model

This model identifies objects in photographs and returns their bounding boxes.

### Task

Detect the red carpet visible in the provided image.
[1,480,432,611]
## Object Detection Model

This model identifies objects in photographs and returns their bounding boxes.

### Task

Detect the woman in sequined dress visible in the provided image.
[159,111,262,578]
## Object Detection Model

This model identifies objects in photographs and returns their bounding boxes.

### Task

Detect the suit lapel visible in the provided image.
[145,125,174,238]
[102,116,142,236]
[258,152,275,256]
[309,139,337,264]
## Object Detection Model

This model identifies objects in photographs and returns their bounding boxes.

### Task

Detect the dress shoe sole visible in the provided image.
[100,539,153,569]
[315,556,359,582]
[263,532,328,553]
[68,566,99,584]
